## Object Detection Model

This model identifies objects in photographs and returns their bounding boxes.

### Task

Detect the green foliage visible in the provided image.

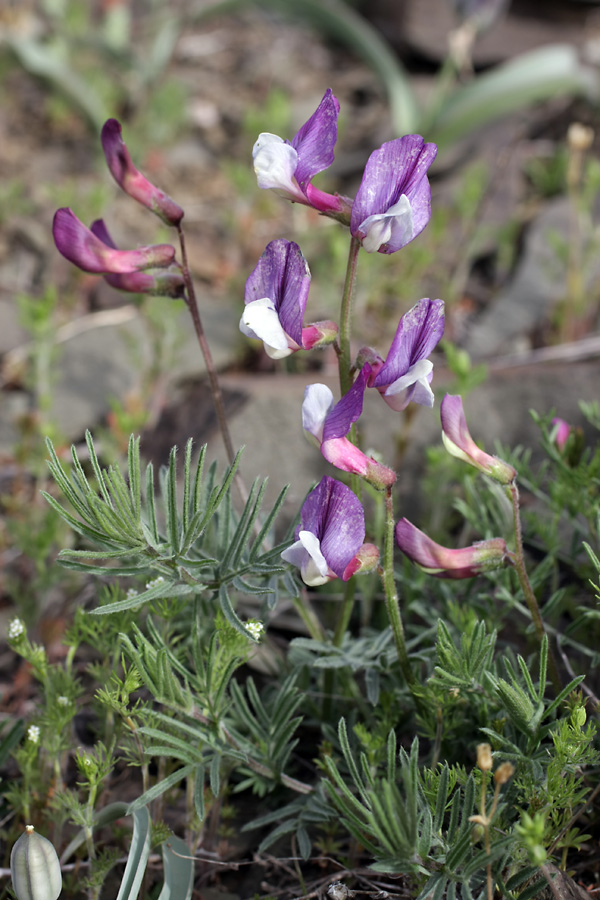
[43,432,289,635]
[0,0,188,137]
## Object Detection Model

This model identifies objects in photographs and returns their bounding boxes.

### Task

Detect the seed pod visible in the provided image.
[10,826,62,900]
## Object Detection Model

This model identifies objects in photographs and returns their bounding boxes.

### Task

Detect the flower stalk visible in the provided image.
[338,235,361,396]
[507,481,562,693]
[176,225,244,493]
[382,486,417,688]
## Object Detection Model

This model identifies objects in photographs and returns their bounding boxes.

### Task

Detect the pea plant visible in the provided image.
[4,90,600,900]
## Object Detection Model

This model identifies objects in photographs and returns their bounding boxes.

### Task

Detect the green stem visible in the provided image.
[381,487,417,688]
[338,236,361,396]
[291,594,326,643]
[508,482,562,693]
[333,579,355,647]
[322,579,356,721]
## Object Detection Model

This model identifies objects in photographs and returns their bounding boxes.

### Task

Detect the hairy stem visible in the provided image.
[338,235,361,396]
[381,486,417,688]
[508,481,562,693]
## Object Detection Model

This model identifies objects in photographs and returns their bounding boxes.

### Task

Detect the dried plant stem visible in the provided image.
[177,226,248,503]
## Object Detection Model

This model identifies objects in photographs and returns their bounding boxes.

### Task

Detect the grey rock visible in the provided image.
[466,197,600,357]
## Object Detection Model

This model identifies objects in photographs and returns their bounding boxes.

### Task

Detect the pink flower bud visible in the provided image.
[301,320,339,350]
[53,209,176,274]
[322,437,397,490]
[395,518,510,579]
[342,542,380,579]
[101,119,184,226]
[551,417,571,452]
[441,394,516,485]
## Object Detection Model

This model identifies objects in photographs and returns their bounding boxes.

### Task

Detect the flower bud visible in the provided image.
[551,417,584,467]
[551,417,571,451]
[11,826,62,900]
[476,742,493,772]
[101,119,184,226]
[301,320,339,350]
[494,761,515,785]
[53,209,176,274]
[441,394,516,485]
[342,542,380,579]
[395,518,509,579]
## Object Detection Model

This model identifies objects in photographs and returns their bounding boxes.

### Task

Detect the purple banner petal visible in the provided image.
[373,299,444,388]
[322,366,370,442]
[351,136,437,251]
[301,476,365,578]
[244,240,310,346]
[292,89,340,190]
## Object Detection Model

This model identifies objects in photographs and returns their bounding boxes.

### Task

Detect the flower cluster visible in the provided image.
[53,122,185,298]
[50,94,514,593]
[248,91,515,587]
[252,89,437,253]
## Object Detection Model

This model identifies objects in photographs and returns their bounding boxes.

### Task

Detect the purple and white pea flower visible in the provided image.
[362,298,445,411]
[395,518,511,579]
[240,240,337,359]
[252,89,347,216]
[351,135,437,253]
[101,119,184,226]
[52,208,176,275]
[281,476,379,586]
[302,368,396,490]
[441,394,517,485]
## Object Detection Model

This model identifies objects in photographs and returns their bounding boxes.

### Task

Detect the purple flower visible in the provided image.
[395,518,510,579]
[351,135,437,253]
[302,369,396,490]
[240,240,337,358]
[53,208,176,275]
[281,476,379,585]
[365,298,445,411]
[89,220,185,297]
[101,119,184,226]
[441,394,517,485]
[252,90,345,214]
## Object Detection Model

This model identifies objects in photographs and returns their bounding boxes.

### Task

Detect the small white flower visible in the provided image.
[145,576,165,591]
[27,725,40,744]
[57,695,70,707]
[8,619,25,640]
[246,621,265,641]
[126,588,139,600]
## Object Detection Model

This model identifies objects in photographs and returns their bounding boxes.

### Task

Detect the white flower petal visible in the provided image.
[386,359,433,397]
[302,383,334,443]
[252,133,303,201]
[240,297,292,358]
[358,194,413,253]
[281,531,330,586]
